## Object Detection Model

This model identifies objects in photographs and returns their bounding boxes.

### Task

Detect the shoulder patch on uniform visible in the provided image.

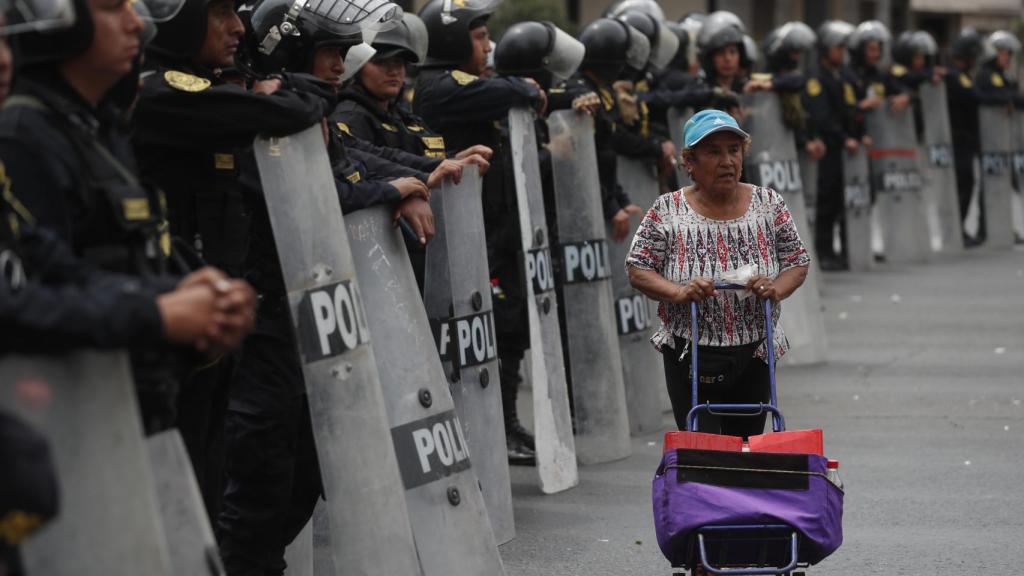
[214,153,235,170]
[346,171,362,183]
[992,72,1005,88]
[806,78,822,97]
[960,73,973,88]
[164,70,211,93]
[407,124,425,132]
[381,122,399,132]
[890,64,907,77]
[871,81,886,97]
[843,83,856,105]
[450,70,478,86]
[752,72,773,82]
[336,122,352,136]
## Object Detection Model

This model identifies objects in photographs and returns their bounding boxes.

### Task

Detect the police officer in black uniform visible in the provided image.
[804,20,860,270]
[946,29,984,244]
[414,0,546,463]
[0,0,256,438]
[694,10,761,115]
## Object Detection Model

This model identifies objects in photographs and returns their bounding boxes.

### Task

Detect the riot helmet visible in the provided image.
[493,20,583,90]
[678,12,704,72]
[371,12,427,64]
[664,21,691,71]
[982,30,1022,70]
[1,0,75,35]
[14,0,182,66]
[848,19,891,70]
[697,11,746,80]
[616,10,679,72]
[893,30,936,69]
[816,19,853,51]
[578,17,647,84]
[742,33,758,71]
[763,21,815,73]
[418,0,502,67]
[951,27,983,63]
[605,0,663,21]
[245,0,402,75]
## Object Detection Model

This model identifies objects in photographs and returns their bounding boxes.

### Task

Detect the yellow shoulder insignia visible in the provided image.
[346,171,362,183]
[549,87,566,94]
[960,73,973,88]
[843,83,856,105]
[407,124,425,133]
[122,198,151,221]
[806,78,822,97]
[164,70,211,93]
[890,64,907,77]
[381,123,399,132]
[450,70,478,86]
[871,81,886,97]
[336,122,352,136]
[598,88,615,111]
[752,72,773,82]
[992,72,1005,88]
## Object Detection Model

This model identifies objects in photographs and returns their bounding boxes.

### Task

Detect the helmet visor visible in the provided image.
[606,0,664,20]
[340,41,376,81]
[1,0,74,35]
[134,0,186,22]
[403,12,428,64]
[306,0,403,43]
[545,24,585,85]
[624,23,650,71]
[438,0,502,25]
[649,20,680,70]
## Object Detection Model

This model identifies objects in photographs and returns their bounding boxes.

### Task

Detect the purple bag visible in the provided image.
[653,448,844,568]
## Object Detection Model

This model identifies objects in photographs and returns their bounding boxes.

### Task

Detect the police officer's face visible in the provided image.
[825,45,845,68]
[464,25,490,76]
[196,0,244,69]
[996,48,1011,70]
[911,53,925,70]
[864,41,881,66]
[713,44,739,78]
[685,132,744,196]
[313,46,345,87]
[360,56,406,101]
[77,0,143,79]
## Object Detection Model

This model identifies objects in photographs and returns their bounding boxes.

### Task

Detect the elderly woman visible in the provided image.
[626,109,810,437]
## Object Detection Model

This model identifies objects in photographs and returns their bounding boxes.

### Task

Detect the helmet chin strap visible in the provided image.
[259,0,309,55]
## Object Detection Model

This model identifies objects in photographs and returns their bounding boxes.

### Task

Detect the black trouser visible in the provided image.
[953,142,982,237]
[218,306,322,576]
[661,336,771,439]
[815,144,845,260]
[176,353,234,525]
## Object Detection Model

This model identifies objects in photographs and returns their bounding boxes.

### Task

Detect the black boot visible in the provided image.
[500,353,536,465]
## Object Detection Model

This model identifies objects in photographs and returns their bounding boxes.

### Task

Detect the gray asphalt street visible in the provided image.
[501,246,1024,576]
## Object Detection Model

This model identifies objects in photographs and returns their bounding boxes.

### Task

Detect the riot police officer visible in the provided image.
[976,31,1022,106]
[414,0,546,463]
[805,20,860,270]
[695,11,767,118]
[762,22,824,160]
[946,28,984,244]
[848,20,909,120]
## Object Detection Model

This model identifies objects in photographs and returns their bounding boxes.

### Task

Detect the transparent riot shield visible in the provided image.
[508,106,579,493]
[606,152,665,437]
[865,104,932,263]
[422,166,514,544]
[0,352,172,576]
[919,82,964,252]
[799,150,819,230]
[667,106,692,186]
[741,91,828,365]
[283,513,313,576]
[146,429,223,576]
[253,126,421,576]
[346,206,506,576]
[546,109,631,464]
[979,105,1016,248]
[843,146,874,272]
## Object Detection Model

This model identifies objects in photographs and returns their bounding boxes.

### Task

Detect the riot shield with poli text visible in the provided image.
[607,152,665,437]
[508,106,579,493]
[667,106,692,187]
[0,352,172,576]
[546,110,631,464]
[253,126,421,576]
[146,429,223,576]
[865,105,932,263]
[843,146,874,272]
[347,206,506,576]
[742,91,828,365]
[422,166,514,545]
[979,105,1016,248]
[919,82,964,252]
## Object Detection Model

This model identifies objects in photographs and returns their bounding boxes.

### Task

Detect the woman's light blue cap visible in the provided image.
[683,109,750,149]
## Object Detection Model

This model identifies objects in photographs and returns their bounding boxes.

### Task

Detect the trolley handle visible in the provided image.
[689,283,781,433]
[696,526,798,576]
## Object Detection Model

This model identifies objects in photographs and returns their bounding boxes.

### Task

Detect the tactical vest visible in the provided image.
[3,91,173,278]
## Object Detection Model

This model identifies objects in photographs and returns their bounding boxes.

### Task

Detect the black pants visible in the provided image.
[217,306,322,576]
[661,337,771,439]
[815,145,845,259]
[953,143,982,237]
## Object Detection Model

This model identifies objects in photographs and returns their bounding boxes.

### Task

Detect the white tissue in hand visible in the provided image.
[720,264,756,286]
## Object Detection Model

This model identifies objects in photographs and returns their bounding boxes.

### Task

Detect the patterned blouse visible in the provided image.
[625,185,810,361]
